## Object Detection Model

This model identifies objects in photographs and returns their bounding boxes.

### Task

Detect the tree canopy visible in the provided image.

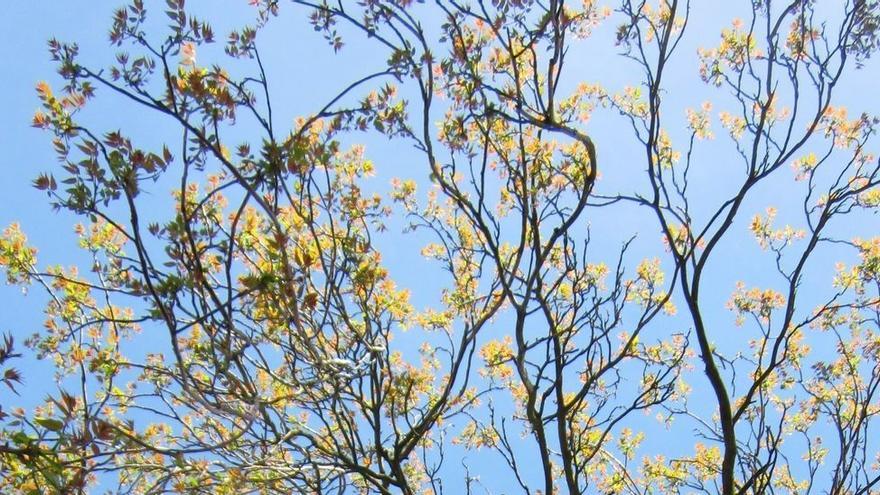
[2,0,880,494]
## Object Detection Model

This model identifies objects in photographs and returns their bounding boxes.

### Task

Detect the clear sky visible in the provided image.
[2,1,880,492]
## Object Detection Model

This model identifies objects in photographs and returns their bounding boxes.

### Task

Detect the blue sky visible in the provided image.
[2,1,880,492]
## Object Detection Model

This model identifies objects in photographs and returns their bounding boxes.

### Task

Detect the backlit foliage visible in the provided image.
[1,0,880,494]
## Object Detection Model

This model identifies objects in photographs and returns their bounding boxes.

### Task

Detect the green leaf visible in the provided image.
[11,431,33,446]
[35,417,65,432]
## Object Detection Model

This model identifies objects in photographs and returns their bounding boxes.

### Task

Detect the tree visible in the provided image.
[2,0,880,493]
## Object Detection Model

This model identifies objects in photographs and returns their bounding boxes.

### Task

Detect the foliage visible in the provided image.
[2,0,880,494]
